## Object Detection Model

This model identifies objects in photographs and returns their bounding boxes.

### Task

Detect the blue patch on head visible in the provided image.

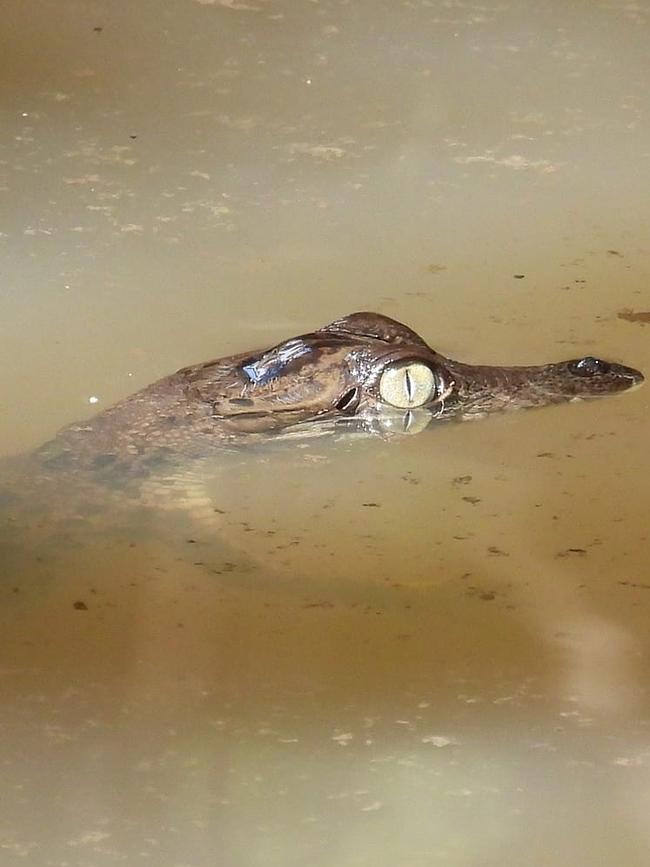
[242,340,313,385]
[242,362,272,385]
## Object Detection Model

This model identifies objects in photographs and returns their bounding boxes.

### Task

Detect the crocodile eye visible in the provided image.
[569,357,611,377]
[379,362,436,408]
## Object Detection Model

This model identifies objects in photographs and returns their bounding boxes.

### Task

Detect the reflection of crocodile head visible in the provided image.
[34,311,643,473]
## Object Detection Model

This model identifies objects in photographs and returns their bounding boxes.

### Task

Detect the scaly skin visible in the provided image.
[0,312,643,524]
[37,311,644,458]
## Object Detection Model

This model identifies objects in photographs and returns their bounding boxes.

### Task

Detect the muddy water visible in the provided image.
[1,0,649,864]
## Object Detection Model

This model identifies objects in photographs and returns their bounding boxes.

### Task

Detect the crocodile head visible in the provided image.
[204,311,643,436]
[2,311,641,532]
[31,311,643,470]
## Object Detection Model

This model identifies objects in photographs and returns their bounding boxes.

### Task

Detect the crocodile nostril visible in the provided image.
[568,357,611,376]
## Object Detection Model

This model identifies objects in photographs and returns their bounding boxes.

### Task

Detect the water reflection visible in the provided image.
[1,392,648,862]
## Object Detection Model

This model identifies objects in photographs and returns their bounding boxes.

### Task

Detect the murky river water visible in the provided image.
[1,0,649,864]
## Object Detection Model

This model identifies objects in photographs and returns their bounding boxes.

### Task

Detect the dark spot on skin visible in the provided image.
[93,26,103,32]
[302,601,334,609]
[129,135,137,139]
[513,274,525,279]
[452,475,472,486]
[73,600,88,610]
[480,592,495,601]
[619,581,650,590]
[462,496,481,505]
[574,279,586,283]
[186,539,196,543]
[362,502,380,508]
[536,452,555,458]
[607,250,623,257]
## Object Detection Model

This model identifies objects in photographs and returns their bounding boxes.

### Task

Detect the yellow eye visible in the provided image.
[378,362,436,408]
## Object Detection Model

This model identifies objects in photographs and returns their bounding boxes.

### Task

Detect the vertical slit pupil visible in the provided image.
[405,368,413,402]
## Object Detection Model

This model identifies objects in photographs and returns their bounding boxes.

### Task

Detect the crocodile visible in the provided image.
[0,312,643,528]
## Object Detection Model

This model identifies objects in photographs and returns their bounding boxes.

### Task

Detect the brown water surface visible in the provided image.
[0,0,649,864]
